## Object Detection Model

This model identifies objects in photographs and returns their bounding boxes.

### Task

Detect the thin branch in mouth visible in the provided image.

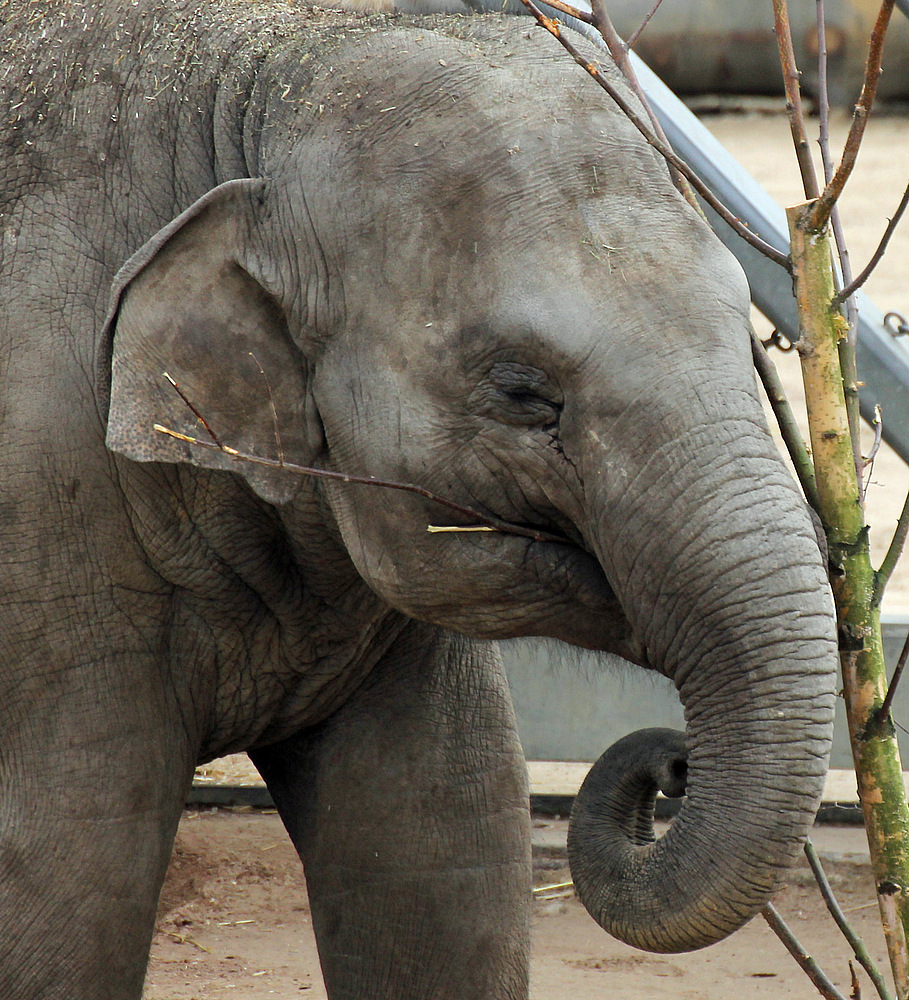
[155,420,568,544]
[426,525,499,533]
[155,372,571,546]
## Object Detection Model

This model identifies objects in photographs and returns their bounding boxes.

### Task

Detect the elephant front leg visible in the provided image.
[0,655,195,1000]
[250,623,531,1000]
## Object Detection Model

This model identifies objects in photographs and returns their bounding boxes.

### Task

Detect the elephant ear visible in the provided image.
[104,177,322,505]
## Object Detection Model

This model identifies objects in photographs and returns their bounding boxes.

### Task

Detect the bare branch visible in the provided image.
[772,0,821,201]
[587,0,701,213]
[836,176,909,303]
[836,310,865,489]
[808,0,896,231]
[625,0,665,50]
[154,423,567,546]
[816,0,832,177]
[804,839,894,1000]
[517,0,792,271]
[861,403,883,502]
[778,0,866,492]
[817,0,893,487]
[815,0,861,368]
[815,0,858,325]
[865,404,884,469]
[154,374,573,541]
[162,371,222,447]
[879,626,909,725]
[536,0,594,25]
[750,330,821,513]
[587,0,655,129]
[875,484,909,603]
[762,902,851,1000]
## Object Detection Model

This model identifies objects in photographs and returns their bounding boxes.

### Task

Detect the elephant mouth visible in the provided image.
[426,516,576,548]
[423,516,643,659]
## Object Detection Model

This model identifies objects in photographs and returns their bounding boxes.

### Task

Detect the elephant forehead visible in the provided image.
[370,102,660,201]
[303,25,671,202]
[323,116,677,267]
[273,21,748,334]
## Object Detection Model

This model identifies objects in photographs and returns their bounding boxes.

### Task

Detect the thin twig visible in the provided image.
[804,839,894,1000]
[158,372,570,544]
[762,902,851,1000]
[865,405,884,469]
[157,928,212,953]
[772,0,821,201]
[858,403,884,508]
[808,0,896,231]
[834,314,865,495]
[426,525,497,533]
[533,880,575,896]
[162,372,223,447]
[815,0,858,318]
[750,330,821,513]
[845,902,883,915]
[248,352,284,465]
[875,485,909,602]
[587,0,661,137]
[880,627,909,723]
[516,0,792,271]
[837,176,909,303]
[154,423,567,545]
[861,404,882,503]
[625,0,665,50]
[537,0,594,24]
[817,0,832,178]
[587,0,700,213]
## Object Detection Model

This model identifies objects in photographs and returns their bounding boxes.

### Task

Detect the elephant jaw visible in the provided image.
[324,489,644,658]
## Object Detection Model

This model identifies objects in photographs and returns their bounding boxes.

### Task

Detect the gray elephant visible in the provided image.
[0,0,837,997]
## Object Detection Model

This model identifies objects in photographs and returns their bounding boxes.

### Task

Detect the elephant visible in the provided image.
[0,0,837,996]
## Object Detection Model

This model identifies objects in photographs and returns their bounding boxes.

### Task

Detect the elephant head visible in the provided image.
[104,19,836,953]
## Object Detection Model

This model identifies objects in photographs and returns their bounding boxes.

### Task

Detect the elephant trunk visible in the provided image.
[568,729,688,854]
[567,425,837,953]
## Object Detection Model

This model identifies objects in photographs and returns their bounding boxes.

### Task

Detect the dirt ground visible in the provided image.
[143,108,909,998]
[145,809,888,999]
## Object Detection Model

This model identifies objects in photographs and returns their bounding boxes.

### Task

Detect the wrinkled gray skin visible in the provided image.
[0,0,837,997]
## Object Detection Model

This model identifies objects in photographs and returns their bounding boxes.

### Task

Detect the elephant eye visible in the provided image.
[472,362,564,427]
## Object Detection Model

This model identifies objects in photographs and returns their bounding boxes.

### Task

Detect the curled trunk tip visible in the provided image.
[567,723,827,953]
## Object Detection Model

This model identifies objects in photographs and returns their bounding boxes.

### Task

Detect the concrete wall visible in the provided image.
[502,617,909,769]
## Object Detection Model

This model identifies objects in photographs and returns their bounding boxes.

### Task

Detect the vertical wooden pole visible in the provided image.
[789,200,909,998]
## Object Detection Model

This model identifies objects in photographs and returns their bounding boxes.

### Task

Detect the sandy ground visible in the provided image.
[145,809,888,1000]
[142,110,909,997]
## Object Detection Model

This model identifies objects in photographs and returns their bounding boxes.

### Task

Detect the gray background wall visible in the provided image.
[502,617,909,769]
